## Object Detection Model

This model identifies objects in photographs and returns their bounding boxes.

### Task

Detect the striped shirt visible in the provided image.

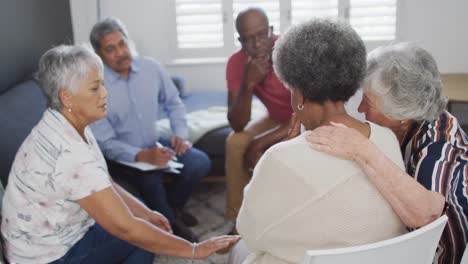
[401,110,468,264]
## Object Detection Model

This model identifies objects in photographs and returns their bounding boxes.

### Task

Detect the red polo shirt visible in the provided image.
[226,43,293,123]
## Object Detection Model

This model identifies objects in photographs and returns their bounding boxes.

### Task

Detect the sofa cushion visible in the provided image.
[0,80,46,186]
[194,126,231,157]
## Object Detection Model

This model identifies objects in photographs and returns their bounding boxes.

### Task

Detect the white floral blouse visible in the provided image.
[1,108,112,264]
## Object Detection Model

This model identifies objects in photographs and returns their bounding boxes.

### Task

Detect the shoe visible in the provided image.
[175,208,199,227]
[173,219,199,242]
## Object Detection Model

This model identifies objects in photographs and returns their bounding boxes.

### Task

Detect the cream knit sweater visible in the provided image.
[236,122,407,264]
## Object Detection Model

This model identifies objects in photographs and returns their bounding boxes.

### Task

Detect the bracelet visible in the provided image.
[191,242,198,263]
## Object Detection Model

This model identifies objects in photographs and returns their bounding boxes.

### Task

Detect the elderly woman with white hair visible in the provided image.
[0,45,239,264]
[308,43,468,264]
[228,19,407,264]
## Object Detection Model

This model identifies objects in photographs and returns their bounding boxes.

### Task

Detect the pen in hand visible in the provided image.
[155,141,178,161]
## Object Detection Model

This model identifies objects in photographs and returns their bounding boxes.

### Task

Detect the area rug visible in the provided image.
[154,182,234,264]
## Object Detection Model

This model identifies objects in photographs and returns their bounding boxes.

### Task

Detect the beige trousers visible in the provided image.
[225,116,279,220]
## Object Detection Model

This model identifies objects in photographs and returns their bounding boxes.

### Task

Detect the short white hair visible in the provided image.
[35,45,103,111]
[364,43,447,121]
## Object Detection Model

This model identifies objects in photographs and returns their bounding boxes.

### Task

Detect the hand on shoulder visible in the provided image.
[307,122,369,161]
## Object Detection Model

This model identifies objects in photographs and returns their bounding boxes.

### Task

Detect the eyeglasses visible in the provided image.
[239,26,273,47]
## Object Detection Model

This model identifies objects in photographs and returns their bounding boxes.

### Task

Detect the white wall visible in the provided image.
[70,0,170,60]
[70,0,468,92]
[397,0,468,73]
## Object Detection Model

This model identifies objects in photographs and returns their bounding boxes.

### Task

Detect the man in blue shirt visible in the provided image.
[89,17,211,242]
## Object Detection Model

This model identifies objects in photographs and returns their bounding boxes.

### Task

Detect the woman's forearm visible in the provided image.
[120,217,193,258]
[79,188,193,258]
[111,180,150,219]
[355,142,445,228]
[307,124,445,227]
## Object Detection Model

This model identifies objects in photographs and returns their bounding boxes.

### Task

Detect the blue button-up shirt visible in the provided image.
[91,57,188,162]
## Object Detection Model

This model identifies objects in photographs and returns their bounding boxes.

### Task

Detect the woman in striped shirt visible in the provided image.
[308,42,467,264]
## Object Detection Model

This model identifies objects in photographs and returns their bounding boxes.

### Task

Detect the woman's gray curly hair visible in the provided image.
[364,42,447,122]
[34,45,103,111]
[273,19,366,103]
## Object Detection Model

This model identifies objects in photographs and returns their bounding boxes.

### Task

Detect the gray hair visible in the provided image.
[273,19,366,103]
[35,45,103,111]
[364,43,447,122]
[90,17,129,51]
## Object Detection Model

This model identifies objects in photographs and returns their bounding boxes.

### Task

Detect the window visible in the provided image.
[171,0,398,60]
[349,0,397,41]
[291,0,338,25]
[174,0,224,48]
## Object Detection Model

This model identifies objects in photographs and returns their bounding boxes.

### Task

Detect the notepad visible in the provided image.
[116,160,184,173]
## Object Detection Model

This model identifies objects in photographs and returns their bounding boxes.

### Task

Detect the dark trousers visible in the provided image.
[49,223,154,264]
[110,138,211,223]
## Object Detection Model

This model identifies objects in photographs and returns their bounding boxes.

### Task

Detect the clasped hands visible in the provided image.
[244,113,301,172]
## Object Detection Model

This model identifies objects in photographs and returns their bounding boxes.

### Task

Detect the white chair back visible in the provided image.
[303,215,448,264]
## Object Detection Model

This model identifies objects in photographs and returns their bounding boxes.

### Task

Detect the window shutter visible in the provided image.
[175,0,224,49]
[349,0,397,41]
[232,0,280,44]
[291,0,338,25]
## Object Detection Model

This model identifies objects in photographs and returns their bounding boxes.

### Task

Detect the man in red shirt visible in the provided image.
[225,7,293,227]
